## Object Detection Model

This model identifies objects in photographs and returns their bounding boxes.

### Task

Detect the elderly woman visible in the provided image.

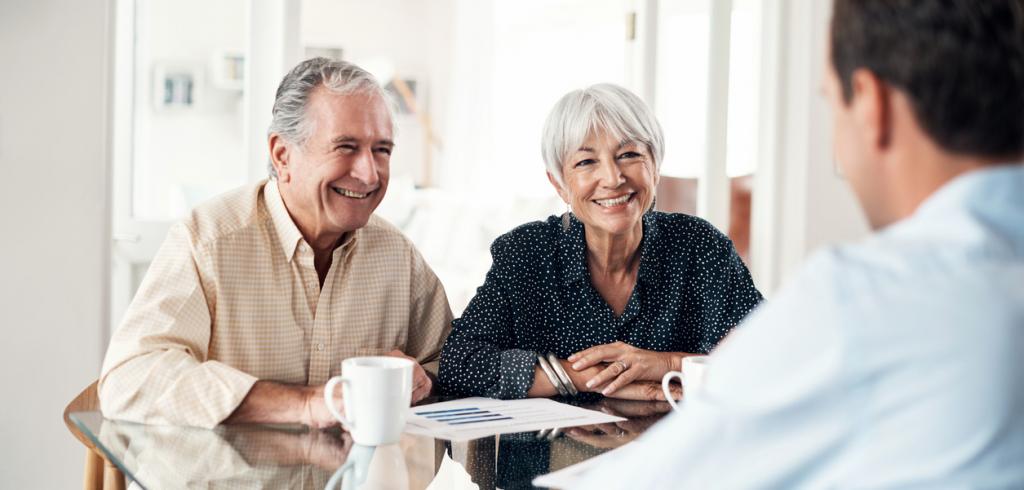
[438,84,762,400]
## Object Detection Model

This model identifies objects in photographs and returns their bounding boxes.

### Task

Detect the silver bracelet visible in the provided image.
[546,352,578,396]
[536,352,569,397]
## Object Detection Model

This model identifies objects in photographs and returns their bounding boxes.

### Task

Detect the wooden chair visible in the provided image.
[63,380,126,490]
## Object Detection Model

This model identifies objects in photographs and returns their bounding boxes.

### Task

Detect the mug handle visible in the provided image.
[324,375,355,429]
[661,371,685,411]
[324,445,373,490]
[324,456,359,490]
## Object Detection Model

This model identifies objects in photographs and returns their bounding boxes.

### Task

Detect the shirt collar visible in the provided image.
[637,212,660,284]
[912,163,1024,223]
[263,179,306,262]
[560,212,660,285]
[560,215,589,285]
[264,180,362,263]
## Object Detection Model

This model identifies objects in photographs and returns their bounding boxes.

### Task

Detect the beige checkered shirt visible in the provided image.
[99,180,453,428]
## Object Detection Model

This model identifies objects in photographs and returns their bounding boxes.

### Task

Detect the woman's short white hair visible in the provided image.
[541,83,664,186]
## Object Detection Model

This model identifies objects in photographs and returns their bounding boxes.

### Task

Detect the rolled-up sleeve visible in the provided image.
[438,239,537,399]
[98,223,257,429]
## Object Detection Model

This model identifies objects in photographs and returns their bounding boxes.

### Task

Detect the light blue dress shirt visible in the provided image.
[574,165,1024,489]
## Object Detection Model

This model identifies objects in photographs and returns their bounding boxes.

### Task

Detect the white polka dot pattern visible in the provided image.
[438,212,762,399]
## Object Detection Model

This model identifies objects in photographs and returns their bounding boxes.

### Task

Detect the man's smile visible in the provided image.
[331,186,371,199]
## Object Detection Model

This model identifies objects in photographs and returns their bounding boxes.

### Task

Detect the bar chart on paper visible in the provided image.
[415,406,517,425]
[404,397,625,441]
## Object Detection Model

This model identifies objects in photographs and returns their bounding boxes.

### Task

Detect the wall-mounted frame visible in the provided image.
[211,51,244,91]
[152,62,203,111]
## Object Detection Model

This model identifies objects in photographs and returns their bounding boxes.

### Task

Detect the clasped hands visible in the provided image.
[564,341,683,401]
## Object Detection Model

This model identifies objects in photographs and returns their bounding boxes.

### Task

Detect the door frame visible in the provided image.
[108,0,302,333]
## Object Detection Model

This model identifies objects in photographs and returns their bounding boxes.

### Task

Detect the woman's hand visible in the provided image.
[566,398,672,449]
[597,380,681,401]
[568,341,679,396]
[584,397,674,418]
[553,359,682,401]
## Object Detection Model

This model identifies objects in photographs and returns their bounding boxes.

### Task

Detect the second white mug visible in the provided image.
[661,355,709,411]
[324,356,413,445]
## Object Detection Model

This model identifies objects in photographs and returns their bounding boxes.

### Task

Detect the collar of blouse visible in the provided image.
[559,212,661,286]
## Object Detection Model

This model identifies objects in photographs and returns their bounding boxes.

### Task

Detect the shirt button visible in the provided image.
[316,343,324,351]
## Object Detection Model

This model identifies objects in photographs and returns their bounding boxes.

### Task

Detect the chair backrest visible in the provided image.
[64,380,125,490]
[63,380,101,450]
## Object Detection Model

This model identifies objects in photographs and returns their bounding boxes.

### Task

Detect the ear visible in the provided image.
[268,134,293,183]
[547,171,570,204]
[849,68,892,152]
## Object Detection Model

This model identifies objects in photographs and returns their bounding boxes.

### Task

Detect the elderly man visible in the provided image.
[99,58,452,429]
[575,0,1024,487]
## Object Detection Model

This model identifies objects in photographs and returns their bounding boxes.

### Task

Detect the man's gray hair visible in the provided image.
[267,57,395,178]
[541,83,664,187]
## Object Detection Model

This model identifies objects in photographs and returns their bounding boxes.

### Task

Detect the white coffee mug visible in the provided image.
[661,355,709,411]
[324,356,413,445]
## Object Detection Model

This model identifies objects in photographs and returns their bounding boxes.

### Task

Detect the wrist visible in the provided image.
[666,353,683,374]
[300,385,320,426]
[547,353,578,396]
[561,360,594,393]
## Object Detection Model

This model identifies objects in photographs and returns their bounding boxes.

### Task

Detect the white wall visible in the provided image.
[0,0,110,487]
[751,0,869,294]
[794,0,868,263]
[132,0,249,220]
[302,0,455,187]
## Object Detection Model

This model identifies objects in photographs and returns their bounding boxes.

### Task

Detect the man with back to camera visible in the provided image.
[98,58,453,429]
[575,0,1024,487]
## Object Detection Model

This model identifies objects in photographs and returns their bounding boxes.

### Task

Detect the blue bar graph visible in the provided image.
[449,416,514,425]
[414,407,479,416]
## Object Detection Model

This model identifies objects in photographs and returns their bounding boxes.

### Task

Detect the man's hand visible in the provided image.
[303,429,354,470]
[385,349,432,403]
[295,349,431,429]
[303,384,344,429]
[226,425,353,471]
[226,381,344,428]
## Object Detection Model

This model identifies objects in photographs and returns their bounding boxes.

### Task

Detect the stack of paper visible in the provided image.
[404,397,625,441]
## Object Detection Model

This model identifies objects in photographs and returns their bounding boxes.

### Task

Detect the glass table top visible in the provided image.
[70,397,671,489]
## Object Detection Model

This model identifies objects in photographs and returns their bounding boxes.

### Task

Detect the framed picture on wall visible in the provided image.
[153,62,203,111]
[210,51,244,91]
[385,78,422,115]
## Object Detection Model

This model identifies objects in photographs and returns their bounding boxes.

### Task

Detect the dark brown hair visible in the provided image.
[831,0,1024,158]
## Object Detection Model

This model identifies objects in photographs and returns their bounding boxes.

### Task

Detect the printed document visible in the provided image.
[405,397,625,441]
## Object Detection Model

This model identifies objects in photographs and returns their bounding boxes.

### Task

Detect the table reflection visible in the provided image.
[565,397,673,449]
[70,398,672,490]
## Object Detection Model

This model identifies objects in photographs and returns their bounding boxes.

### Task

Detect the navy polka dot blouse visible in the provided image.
[438,211,763,399]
